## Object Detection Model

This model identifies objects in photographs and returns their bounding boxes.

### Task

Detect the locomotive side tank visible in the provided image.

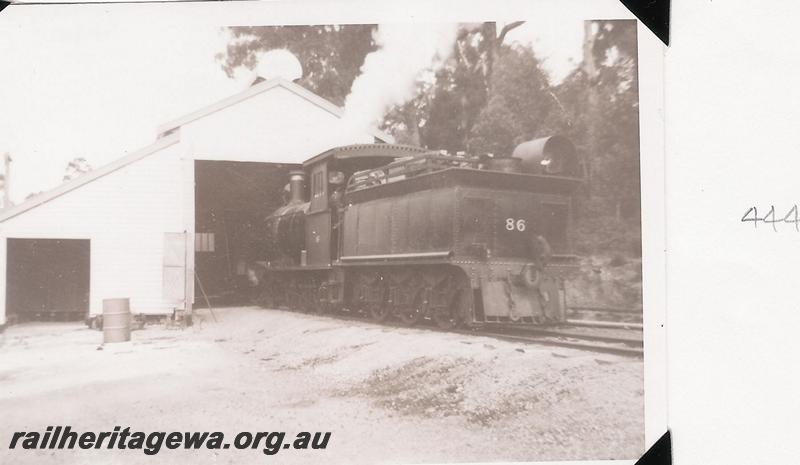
[256,140,584,329]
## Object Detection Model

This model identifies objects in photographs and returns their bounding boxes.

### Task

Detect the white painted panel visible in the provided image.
[0,143,185,316]
[163,232,186,267]
[181,86,375,164]
[162,232,186,302]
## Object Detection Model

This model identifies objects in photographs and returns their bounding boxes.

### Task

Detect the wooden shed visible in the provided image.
[0,77,390,324]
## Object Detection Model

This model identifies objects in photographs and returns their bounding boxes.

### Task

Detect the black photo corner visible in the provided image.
[620,0,670,45]
[636,431,672,465]
[0,1,10,14]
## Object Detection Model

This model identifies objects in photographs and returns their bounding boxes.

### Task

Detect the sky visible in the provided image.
[0,4,586,203]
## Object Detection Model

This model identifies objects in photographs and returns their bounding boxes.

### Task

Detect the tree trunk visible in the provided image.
[582,21,600,196]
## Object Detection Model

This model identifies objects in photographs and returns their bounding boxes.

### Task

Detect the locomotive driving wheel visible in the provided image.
[314,284,330,314]
[369,304,391,322]
[433,283,469,330]
[285,278,301,311]
[360,273,389,322]
[396,289,425,326]
[432,305,459,330]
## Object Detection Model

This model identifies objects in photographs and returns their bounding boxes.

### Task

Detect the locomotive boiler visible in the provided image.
[256,138,584,329]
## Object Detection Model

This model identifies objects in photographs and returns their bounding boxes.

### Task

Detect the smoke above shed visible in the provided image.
[341,23,458,139]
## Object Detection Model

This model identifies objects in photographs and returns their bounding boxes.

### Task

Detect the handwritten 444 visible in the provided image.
[741,206,800,231]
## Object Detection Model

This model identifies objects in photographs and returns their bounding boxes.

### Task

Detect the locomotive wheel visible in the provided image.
[313,299,329,315]
[396,291,425,326]
[369,304,391,322]
[433,287,468,330]
[270,278,286,309]
[286,281,302,311]
[305,296,320,314]
[397,307,422,326]
[314,284,331,314]
[432,306,459,330]
[306,296,321,314]
[255,288,274,308]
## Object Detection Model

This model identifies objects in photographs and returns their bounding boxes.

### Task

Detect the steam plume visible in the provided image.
[341,23,458,138]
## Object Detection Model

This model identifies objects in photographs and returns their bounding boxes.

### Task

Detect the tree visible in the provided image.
[587,20,640,221]
[420,22,525,151]
[466,94,522,156]
[537,20,640,222]
[219,22,525,150]
[218,25,378,106]
[495,47,553,136]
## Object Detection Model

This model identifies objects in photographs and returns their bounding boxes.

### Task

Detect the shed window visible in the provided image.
[195,232,215,253]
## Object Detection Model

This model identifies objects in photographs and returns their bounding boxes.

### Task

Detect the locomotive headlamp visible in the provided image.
[518,263,541,288]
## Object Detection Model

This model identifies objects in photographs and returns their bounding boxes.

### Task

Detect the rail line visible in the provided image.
[255,305,644,358]
[504,326,643,345]
[568,305,642,314]
[468,329,644,357]
[566,306,643,325]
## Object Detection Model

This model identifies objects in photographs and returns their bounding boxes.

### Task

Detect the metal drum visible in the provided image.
[102,298,131,343]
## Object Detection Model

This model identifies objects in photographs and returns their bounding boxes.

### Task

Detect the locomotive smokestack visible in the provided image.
[288,170,306,204]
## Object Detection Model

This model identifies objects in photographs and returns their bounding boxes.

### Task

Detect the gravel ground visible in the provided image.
[0,307,644,464]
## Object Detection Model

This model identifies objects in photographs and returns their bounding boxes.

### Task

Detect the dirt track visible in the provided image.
[0,307,644,464]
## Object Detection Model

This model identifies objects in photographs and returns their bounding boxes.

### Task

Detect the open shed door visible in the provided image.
[6,238,90,321]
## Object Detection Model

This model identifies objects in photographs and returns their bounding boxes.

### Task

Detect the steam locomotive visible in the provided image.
[253,137,584,329]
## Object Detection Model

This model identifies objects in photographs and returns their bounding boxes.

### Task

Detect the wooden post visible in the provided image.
[183,230,193,326]
[181,151,196,326]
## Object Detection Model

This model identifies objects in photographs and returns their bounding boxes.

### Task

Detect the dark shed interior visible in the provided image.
[194,160,292,305]
[6,238,90,322]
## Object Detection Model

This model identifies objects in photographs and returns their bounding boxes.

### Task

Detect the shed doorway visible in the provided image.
[6,238,90,322]
[194,160,291,306]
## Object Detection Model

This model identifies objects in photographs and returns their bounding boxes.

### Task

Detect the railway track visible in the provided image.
[566,306,643,325]
[485,324,643,357]
[468,329,643,357]
[258,305,644,358]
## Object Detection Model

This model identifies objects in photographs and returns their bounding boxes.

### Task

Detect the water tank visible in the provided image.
[511,136,582,177]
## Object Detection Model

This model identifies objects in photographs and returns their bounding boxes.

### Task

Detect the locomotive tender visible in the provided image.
[256,137,584,329]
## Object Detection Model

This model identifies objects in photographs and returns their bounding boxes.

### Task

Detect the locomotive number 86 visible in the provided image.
[253,136,584,329]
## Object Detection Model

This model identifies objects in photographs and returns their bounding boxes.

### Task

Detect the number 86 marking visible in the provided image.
[505,218,527,232]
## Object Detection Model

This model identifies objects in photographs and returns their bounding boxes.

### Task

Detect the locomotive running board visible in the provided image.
[339,251,452,262]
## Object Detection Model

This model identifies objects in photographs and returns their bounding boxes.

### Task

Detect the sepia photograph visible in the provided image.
[0,1,665,464]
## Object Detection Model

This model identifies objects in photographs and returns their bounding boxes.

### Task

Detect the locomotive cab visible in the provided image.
[264,144,430,269]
